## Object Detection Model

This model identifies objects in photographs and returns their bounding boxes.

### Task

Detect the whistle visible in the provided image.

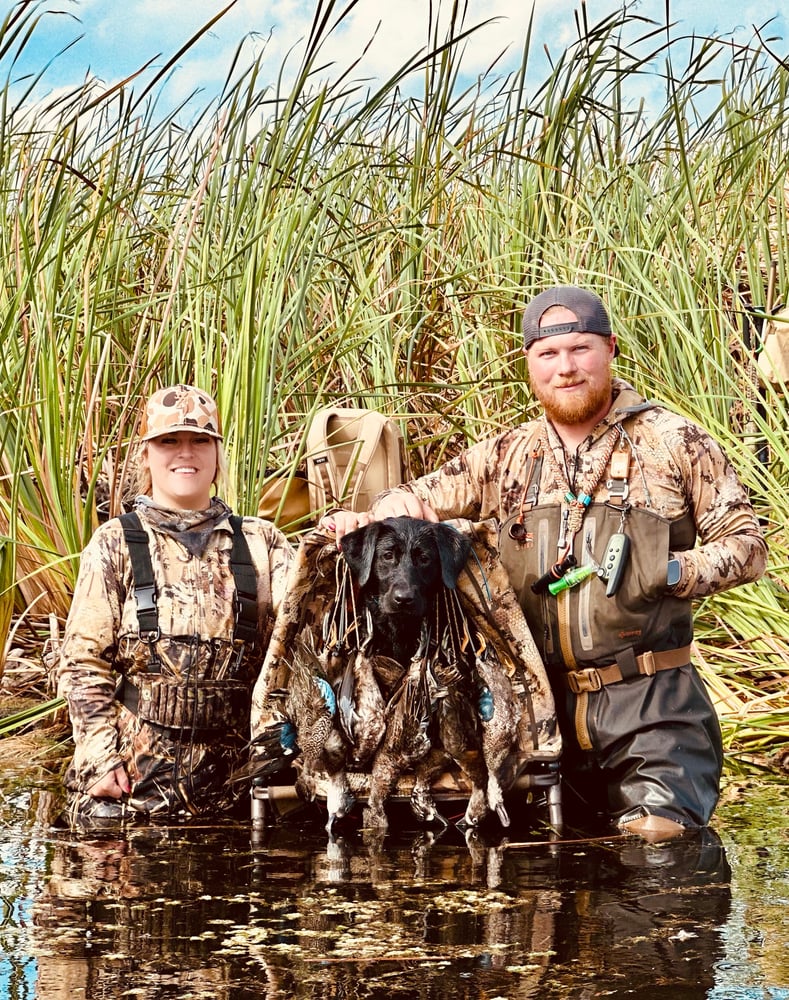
[548,562,596,595]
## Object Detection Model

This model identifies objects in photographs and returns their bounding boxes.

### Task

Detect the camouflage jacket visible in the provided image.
[372,379,767,672]
[57,505,294,794]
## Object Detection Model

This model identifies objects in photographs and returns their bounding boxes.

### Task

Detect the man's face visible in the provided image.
[525,306,616,428]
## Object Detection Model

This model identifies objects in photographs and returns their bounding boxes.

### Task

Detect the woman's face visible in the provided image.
[144,431,218,510]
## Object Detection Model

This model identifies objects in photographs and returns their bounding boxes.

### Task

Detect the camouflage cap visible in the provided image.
[522,285,612,349]
[140,384,223,441]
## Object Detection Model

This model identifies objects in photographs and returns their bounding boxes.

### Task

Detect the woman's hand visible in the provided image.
[319,509,375,545]
[87,764,131,800]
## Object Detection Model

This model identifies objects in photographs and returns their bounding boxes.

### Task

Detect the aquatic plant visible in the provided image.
[0,0,787,758]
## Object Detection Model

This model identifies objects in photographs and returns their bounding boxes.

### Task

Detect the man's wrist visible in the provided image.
[666,557,682,589]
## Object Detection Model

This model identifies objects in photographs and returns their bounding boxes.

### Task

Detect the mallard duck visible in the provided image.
[286,632,353,832]
[474,637,517,827]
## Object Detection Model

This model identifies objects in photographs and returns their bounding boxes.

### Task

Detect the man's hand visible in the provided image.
[320,490,439,546]
[87,764,131,799]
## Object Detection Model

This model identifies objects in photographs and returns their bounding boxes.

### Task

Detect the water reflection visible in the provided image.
[26,815,732,1000]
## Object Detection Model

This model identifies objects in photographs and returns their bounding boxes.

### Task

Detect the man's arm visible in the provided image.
[669,426,767,599]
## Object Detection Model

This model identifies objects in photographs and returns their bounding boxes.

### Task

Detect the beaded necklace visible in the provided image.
[538,421,620,556]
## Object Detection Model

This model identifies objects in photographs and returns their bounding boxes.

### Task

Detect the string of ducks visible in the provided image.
[251,559,522,835]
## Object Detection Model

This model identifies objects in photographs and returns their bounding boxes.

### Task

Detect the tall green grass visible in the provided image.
[1,1,787,756]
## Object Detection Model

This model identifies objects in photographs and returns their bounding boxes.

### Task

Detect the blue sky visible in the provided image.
[6,0,788,117]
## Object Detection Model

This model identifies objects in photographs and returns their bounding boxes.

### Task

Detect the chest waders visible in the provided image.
[498,432,696,752]
[497,420,723,828]
[115,512,259,735]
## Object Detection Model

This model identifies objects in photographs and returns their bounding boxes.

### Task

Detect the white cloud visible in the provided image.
[6,0,787,118]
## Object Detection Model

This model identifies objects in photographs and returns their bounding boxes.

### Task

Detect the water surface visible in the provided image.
[1,773,787,999]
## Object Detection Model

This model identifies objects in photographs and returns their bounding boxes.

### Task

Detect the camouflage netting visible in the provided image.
[250,520,561,811]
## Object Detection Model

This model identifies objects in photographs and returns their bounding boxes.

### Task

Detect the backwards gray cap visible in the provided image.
[522,285,612,349]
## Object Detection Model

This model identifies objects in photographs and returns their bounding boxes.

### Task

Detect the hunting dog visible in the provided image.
[340,516,473,666]
[338,516,473,823]
[339,516,506,832]
[247,517,480,833]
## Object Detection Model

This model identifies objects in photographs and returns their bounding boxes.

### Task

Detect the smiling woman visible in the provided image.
[54,384,295,825]
[136,385,225,510]
[146,432,219,510]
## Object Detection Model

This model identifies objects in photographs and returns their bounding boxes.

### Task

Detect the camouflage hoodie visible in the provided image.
[56,500,294,812]
[375,379,767,605]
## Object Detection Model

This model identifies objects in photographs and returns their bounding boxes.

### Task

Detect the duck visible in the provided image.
[428,648,489,830]
[336,646,387,769]
[364,634,433,831]
[286,631,354,832]
[473,635,518,827]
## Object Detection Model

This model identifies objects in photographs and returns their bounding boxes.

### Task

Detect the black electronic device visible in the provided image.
[601,532,630,597]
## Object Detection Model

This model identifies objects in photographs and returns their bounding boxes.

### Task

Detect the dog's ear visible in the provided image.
[433,523,473,589]
[340,522,382,587]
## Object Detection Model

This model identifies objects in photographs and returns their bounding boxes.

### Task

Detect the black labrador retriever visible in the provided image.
[340,516,472,666]
[339,516,488,829]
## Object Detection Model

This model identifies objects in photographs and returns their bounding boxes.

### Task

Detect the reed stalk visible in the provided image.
[1,0,787,755]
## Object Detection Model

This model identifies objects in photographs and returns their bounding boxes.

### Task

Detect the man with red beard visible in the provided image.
[327,285,767,841]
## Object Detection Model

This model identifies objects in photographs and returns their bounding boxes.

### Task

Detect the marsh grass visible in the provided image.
[0,1,787,757]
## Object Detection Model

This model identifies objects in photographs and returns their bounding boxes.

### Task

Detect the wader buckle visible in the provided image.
[605,478,629,502]
[640,650,657,676]
[566,668,603,694]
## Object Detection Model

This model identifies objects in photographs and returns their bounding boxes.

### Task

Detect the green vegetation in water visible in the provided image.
[0,0,787,759]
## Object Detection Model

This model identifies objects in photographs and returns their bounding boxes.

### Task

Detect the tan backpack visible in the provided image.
[304,407,407,516]
[757,306,789,384]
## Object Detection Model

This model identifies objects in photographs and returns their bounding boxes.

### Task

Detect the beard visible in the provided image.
[530,371,614,427]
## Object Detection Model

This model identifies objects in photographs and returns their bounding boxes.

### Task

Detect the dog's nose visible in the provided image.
[390,582,429,614]
[390,586,416,610]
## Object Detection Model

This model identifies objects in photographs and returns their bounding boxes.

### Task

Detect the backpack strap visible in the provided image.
[118,511,258,645]
[342,416,387,505]
[307,409,343,509]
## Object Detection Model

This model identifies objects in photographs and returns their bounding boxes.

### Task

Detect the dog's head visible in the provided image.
[340,516,472,619]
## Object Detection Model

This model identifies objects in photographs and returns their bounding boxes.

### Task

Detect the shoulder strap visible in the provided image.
[342,414,387,504]
[119,511,159,637]
[501,426,543,512]
[119,511,258,645]
[228,515,258,644]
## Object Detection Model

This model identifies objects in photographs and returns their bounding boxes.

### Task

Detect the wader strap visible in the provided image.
[605,441,631,506]
[522,451,544,510]
[228,515,258,644]
[120,512,159,638]
[118,512,258,645]
[563,645,692,693]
